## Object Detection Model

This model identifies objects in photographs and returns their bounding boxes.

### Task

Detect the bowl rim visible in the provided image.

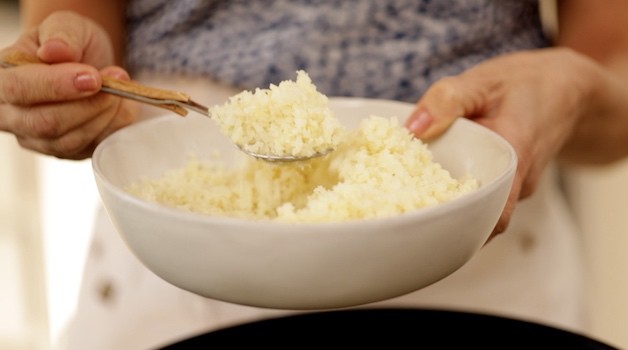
[92,97,517,233]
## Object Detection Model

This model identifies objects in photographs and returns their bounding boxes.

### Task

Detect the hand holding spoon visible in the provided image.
[0,51,336,162]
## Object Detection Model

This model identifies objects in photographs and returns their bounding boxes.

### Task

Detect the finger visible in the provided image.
[406,75,488,141]
[0,62,100,106]
[15,133,93,160]
[0,65,134,155]
[491,193,517,237]
[36,11,113,67]
[484,197,516,244]
[35,11,93,63]
[91,66,137,141]
[90,66,137,142]
[37,11,91,63]
[14,97,134,159]
[94,101,139,144]
[0,92,116,139]
[484,160,526,244]
[100,65,130,81]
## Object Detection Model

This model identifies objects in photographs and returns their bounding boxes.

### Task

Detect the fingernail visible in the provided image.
[74,72,98,91]
[41,38,70,51]
[407,111,433,134]
[36,38,71,60]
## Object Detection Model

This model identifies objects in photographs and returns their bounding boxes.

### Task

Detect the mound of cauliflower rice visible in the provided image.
[127,70,479,222]
[210,70,344,159]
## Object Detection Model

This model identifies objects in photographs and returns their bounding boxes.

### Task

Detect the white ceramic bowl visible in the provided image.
[92,97,516,310]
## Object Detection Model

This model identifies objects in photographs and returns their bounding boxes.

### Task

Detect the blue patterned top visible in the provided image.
[126,0,549,102]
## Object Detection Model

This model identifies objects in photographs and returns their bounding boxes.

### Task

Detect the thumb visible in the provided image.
[100,65,131,81]
[35,11,113,67]
[405,75,482,141]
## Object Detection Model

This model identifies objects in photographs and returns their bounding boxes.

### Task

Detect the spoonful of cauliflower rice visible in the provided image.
[210,71,345,162]
[0,52,342,162]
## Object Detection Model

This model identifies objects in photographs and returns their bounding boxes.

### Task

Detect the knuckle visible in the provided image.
[428,77,461,104]
[116,108,137,127]
[23,109,62,138]
[37,71,74,101]
[52,133,89,156]
[0,70,56,105]
[0,72,28,105]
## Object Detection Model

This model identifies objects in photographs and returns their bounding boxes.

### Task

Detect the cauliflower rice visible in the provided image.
[210,70,344,158]
[127,115,479,222]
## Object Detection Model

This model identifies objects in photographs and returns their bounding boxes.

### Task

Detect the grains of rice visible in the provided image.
[127,70,478,222]
[210,70,344,158]
[127,114,479,222]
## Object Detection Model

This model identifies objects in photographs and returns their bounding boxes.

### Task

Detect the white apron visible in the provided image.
[59,74,588,350]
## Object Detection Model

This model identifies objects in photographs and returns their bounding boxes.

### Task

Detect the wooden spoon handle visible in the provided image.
[0,51,191,116]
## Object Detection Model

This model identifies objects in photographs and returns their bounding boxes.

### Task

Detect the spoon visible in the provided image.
[0,51,331,162]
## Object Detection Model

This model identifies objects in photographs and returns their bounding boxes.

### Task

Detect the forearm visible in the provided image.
[19,0,128,65]
[556,0,628,165]
[557,57,628,165]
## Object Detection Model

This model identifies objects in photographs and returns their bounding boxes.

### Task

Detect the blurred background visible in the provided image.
[0,0,627,349]
[1,1,100,349]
